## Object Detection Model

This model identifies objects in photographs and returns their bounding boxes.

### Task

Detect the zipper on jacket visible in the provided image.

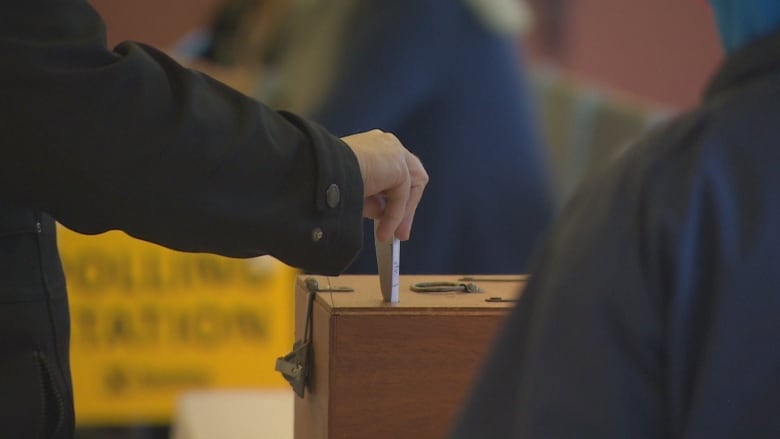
[34,211,64,362]
[34,351,65,438]
[33,211,68,436]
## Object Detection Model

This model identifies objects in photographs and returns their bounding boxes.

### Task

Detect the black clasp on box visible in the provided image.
[275,339,310,398]
[274,278,319,398]
[275,277,354,398]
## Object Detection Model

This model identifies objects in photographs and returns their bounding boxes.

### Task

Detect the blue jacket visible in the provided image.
[451,28,780,438]
[312,0,553,274]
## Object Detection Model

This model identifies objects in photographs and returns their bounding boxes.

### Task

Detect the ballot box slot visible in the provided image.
[410,281,483,293]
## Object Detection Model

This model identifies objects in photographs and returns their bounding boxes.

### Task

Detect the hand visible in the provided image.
[341,130,429,243]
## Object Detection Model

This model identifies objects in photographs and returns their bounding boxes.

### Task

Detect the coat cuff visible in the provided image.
[279,112,364,275]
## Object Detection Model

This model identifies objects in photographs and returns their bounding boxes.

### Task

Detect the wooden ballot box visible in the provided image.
[290,275,525,439]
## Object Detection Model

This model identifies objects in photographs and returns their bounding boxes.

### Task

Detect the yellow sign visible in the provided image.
[57,226,298,426]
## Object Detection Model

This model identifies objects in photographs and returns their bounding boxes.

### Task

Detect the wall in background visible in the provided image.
[89,0,221,48]
[527,0,724,110]
[89,0,724,110]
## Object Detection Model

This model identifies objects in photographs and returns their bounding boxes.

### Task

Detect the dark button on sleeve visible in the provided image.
[326,184,341,208]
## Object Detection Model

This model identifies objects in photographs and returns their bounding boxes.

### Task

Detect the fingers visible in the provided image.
[375,172,410,242]
[372,151,427,242]
[394,152,428,240]
[341,130,429,242]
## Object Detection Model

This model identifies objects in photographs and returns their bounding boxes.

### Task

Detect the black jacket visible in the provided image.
[0,1,363,437]
[451,29,780,438]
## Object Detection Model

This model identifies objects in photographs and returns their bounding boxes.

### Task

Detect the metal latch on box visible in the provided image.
[275,278,353,398]
[274,278,317,398]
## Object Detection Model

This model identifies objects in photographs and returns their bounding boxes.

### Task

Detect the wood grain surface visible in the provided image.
[293,275,526,439]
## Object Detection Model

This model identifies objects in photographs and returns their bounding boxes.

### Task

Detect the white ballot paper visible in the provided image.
[374,219,400,303]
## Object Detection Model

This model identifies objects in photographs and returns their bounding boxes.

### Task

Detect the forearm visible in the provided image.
[0,1,364,274]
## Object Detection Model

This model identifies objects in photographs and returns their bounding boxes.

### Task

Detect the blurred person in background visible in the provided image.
[450,0,780,437]
[180,0,554,274]
[0,0,428,437]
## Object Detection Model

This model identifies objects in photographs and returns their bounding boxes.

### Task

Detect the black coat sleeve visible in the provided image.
[0,0,363,274]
